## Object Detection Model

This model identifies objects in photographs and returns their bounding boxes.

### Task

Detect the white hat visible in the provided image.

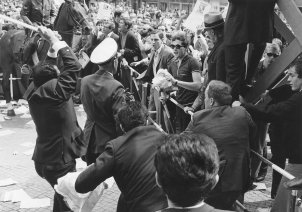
[90,38,118,64]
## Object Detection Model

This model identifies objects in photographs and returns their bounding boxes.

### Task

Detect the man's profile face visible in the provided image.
[287,66,302,91]
[204,87,211,109]
[204,29,216,49]
[151,33,162,51]
[119,20,127,32]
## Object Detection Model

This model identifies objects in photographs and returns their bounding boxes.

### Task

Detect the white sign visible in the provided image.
[96,2,113,20]
[183,0,211,31]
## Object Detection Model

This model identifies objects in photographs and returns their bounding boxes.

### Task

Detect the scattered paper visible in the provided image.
[20,113,31,119]
[23,148,34,156]
[0,178,17,187]
[0,129,14,137]
[253,183,267,190]
[0,189,31,203]
[14,105,29,115]
[20,142,35,148]
[18,99,28,105]
[0,190,14,201]
[20,198,50,208]
[24,120,35,129]
[11,189,31,203]
[0,100,6,107]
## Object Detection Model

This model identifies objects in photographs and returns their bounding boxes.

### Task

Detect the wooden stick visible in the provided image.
[0,14,38,31]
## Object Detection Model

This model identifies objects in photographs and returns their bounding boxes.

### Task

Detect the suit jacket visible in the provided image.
[207,40,225,83]
[75,126,168,212]
[186,106,255,193]
[24,46,87,165]
[244,90,302,164]
[139,45,174,83]
[80,71,125,154]
[156,203,233,212]
[224,0,276,45]
[118,30,142,64]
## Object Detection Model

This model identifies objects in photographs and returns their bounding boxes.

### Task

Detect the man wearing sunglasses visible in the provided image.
[167,33,202,133]
[253,43,281,83]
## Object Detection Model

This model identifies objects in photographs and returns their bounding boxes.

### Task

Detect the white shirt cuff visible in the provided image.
[47,41,68,58]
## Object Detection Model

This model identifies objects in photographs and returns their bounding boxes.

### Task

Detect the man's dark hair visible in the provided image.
[289,55,302,78]
[171,31,188,47]
[116,101,148,132]
[32,60,59,87]
[155,133,219,207]
[207,80,232,106]
[150,29,164,40]
[114,9,122,18]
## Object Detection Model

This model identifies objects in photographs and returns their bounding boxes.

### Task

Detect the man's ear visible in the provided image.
[155,172,162,188]
[211,174,219,189]
[210,97,215,106]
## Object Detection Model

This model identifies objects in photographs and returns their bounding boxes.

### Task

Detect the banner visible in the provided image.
[183,0,211,31]
[96,2,113,20]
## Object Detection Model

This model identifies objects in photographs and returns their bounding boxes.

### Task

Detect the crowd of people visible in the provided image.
[1,0,302,212]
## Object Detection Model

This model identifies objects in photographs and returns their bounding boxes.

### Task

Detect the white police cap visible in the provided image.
[90,37,118,64]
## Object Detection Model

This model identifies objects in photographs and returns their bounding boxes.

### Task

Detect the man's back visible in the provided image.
[75,126,167,212]
[186,106,252,192]
[81,71,124,154]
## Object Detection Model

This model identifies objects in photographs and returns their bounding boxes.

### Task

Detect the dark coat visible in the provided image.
[118,30,142,64]
[207,40,226,83]
[80,71,125,154]
[156,203,233,212]
[244,90,302,164]
[185,106,255,193]
[75,126,168,212]
[139,45,174,83]
[224,0,276,45]
[24,46,87,165]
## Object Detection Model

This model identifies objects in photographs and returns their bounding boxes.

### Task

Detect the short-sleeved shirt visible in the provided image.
[20,0,55,26]
[168,54,201,105]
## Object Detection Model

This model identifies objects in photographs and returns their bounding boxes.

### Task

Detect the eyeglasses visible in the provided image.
[266,53,279,58]
[170,44,184,50]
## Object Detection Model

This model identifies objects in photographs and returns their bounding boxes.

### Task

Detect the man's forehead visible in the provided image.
[287,67,297,75]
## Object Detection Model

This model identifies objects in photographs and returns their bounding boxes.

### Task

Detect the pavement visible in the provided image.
[0,103,274,212]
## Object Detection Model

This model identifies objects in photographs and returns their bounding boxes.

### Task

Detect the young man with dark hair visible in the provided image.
[186,80,255,210]
[155,133,232,212]
[75,101,167,212]
[167,32,202,133]
[240,57,302,212]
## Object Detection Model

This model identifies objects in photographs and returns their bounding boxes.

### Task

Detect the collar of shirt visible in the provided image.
[167,199,205,209]
[155,44,164,56]
[107,31,113,37]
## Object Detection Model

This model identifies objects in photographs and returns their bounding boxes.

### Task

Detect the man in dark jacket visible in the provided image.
[241,57,302,212]
[24,26,87,212]
[224,0,276,100]
[186,80,255,210]
[81,38,125,165]
[75,101,168,212]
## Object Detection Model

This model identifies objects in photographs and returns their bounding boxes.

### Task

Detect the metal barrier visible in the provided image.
[0,74,22,101]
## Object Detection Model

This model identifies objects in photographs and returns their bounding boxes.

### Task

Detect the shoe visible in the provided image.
[255,175,266,182]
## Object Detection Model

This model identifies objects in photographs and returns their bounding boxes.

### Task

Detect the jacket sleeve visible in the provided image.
[243,93,301,122]
[75,143,115,193]
[52,41,82,100]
